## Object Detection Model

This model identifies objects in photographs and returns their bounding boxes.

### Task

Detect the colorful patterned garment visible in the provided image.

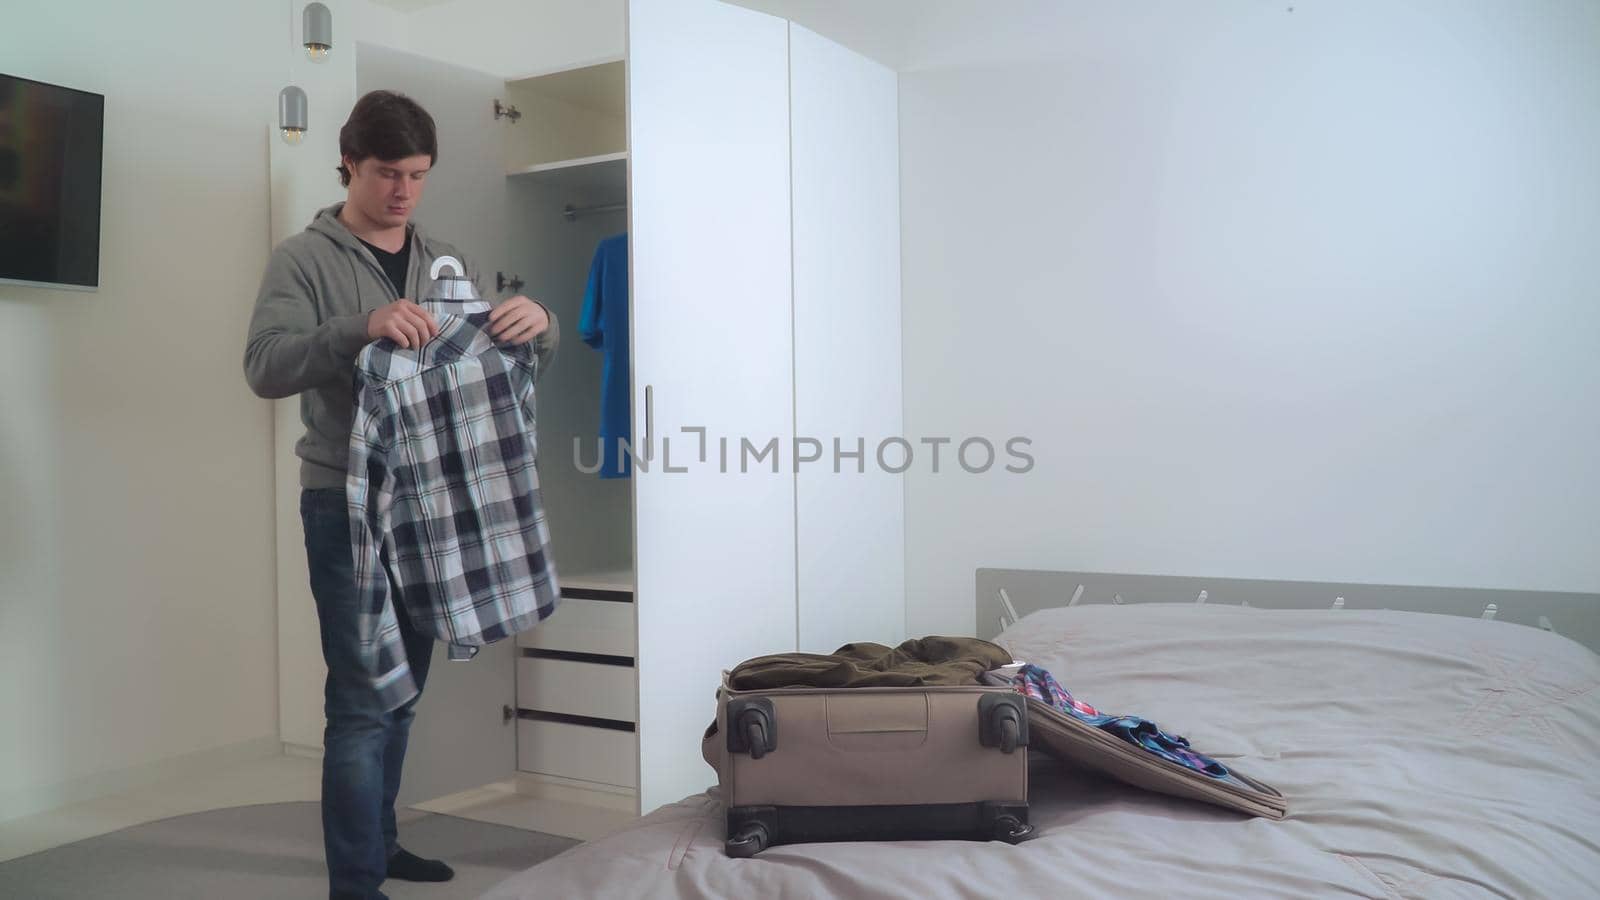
[1011,663,1230,778]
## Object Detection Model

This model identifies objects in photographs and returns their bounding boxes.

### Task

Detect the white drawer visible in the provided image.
[517,719,637,788]
[517,597,636,657]
[517,655,637,723]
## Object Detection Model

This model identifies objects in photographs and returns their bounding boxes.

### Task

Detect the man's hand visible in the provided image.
[488,296,551,346]
[368,300,439,349]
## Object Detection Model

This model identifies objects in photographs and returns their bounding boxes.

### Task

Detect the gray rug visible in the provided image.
[0,802,578,899]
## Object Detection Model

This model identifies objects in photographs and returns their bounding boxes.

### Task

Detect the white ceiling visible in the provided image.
[731,1,1259,73]
[363,0,1183,73]
[362,0,932,69]
[724,0,929,70]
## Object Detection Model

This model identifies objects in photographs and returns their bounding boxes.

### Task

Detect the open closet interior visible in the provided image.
[502,60,633,585]
[501,58,640,802]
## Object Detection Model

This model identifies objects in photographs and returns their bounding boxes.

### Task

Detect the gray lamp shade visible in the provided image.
[303,2,333,62]
[279,86,308,145]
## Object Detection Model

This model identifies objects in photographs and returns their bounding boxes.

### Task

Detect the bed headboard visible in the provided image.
[976,568,1600,654]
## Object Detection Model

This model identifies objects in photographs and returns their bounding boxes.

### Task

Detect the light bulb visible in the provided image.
[303,3,333,65]
[279,86,308,145]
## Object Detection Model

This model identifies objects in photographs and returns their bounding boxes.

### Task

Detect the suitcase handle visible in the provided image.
[743,717,770,760]
[978,694,1029,753]
[727,698,778,758]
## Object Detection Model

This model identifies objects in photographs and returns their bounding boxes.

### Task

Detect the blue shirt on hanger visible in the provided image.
[579,233,630,478]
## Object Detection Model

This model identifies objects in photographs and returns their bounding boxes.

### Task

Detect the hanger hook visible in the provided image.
[430,255,463,280]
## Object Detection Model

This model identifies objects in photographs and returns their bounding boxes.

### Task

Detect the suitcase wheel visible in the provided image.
[998,716,1019,754]
[992,814,1035,844]
[726,820,770,858]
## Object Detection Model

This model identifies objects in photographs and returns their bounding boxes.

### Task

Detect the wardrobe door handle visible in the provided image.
[644,384,654,461]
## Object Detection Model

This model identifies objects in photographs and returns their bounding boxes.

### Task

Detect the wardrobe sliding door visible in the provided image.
[353,43,519,808]
[628,0,796,814]
[789,23,906,654]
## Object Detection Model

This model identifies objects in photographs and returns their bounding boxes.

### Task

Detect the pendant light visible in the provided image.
[302,2,332,63]
[279,86,308,145]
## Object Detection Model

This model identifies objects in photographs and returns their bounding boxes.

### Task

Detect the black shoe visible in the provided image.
[386,847,455,883]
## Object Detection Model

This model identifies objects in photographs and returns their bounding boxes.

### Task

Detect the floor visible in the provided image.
[0,750,635,865]
[411,779,638,844]
[0,800,577,899]
[0,752,326,865]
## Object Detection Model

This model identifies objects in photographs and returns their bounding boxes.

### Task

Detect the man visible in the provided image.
[244,91,558,900]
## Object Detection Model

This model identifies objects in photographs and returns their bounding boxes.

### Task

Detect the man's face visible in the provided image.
[345,155,432,228]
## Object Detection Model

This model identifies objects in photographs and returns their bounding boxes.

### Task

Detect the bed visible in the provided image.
[483,570,1600,898]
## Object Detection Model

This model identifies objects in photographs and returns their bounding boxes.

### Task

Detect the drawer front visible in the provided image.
[517,655,637,723]
[517,719,638,788]
[516,597,636,657]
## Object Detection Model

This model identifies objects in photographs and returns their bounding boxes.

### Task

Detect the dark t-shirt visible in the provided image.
[358,237,411,299]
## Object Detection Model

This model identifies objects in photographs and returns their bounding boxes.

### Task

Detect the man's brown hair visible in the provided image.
[336,90,437,187]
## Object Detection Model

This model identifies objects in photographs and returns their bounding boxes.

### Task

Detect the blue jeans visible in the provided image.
[302,488,434,900]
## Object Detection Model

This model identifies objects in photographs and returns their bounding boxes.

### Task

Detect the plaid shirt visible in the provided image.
[348,265,560,711]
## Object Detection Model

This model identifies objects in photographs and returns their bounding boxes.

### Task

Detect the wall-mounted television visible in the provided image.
[0,74,105,291]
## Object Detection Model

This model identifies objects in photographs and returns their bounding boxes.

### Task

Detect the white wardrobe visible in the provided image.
[271,0,905,820]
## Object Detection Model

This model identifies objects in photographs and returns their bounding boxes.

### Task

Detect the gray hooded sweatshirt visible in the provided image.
[244,202,559,490]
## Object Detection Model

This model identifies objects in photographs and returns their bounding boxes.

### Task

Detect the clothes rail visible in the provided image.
[563,202,627,221]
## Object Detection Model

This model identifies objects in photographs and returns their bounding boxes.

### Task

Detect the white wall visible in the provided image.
[406,0,625,79]
[899,0,1600,636]
[0,0,413,819]
[0,0,288,819]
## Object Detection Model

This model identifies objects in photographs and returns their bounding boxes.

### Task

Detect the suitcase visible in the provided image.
[702,672,1035,857]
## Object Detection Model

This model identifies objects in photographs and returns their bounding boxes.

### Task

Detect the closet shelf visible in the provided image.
[508,151,628,178]
[560,568,636,594]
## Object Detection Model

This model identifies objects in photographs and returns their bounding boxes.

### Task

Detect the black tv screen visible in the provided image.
[0,74,105,289]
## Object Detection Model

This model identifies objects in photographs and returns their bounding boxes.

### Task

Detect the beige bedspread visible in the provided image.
[483,605,1600,898]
